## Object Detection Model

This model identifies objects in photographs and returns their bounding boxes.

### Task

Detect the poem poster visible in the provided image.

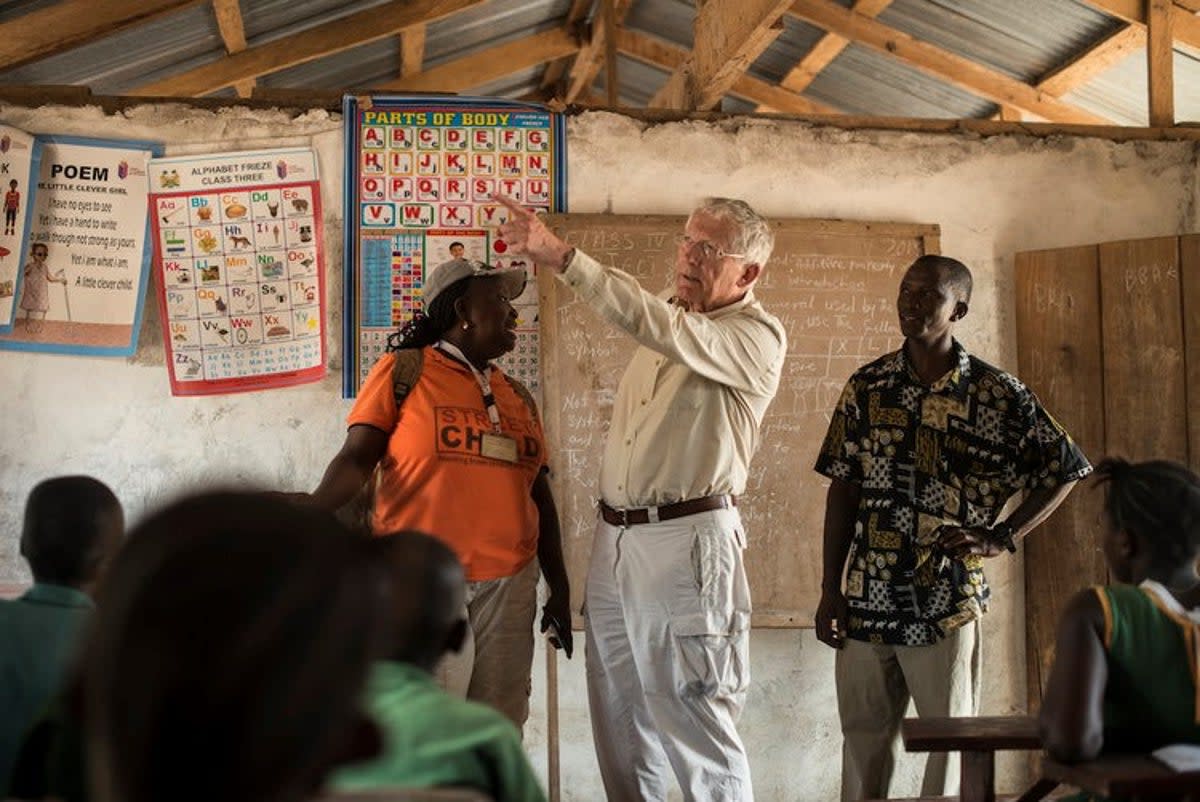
[149,147,325,396]
[342,96,566,398]
[0,125,41,333]
[0,136,158,355]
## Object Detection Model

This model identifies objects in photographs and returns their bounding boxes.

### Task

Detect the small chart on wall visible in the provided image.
[539,214,939,627]
[342,95,566,399]
[148,148,326,396]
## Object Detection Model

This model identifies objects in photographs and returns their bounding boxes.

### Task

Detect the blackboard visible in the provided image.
[538,213,939,627]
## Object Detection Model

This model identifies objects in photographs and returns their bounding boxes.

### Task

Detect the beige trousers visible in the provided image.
[434,556,539,730]
[835,619,982,801]
[585,507,753,802]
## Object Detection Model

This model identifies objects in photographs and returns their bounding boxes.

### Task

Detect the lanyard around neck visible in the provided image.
[435,340,504,434]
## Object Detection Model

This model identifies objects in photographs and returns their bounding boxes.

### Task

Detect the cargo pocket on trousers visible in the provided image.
[672,609,751,701]
[671,521,751,701]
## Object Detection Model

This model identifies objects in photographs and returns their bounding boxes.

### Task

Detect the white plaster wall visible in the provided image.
[1,105,1196,801]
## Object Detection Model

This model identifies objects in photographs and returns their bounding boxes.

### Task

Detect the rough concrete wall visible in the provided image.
[0,105,1195,801]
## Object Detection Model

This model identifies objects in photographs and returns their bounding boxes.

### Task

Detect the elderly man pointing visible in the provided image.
[496,195,786,802]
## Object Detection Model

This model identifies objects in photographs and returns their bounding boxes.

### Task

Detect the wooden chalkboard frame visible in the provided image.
[539,213,940,629]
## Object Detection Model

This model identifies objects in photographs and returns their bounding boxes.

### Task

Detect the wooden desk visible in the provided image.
[900,716,1050,802]
[1042,754,1200,799]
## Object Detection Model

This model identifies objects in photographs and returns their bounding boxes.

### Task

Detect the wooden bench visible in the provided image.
[1042,754,1200,800]
[900,716,1200,802]
[900,716,1051,802]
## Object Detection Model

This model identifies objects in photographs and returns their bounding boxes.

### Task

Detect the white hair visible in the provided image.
[689,197,774,267]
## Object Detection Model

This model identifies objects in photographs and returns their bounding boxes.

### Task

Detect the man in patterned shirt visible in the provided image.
[814,254,1091,801]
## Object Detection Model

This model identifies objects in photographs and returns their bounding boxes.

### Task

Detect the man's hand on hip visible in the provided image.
[939,526,1006,559]
[815,589,849,649]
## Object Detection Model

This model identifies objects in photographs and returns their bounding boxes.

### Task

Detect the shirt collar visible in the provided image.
[21,582,93,609]
[893,339,971,396]
[1140,579,1200,623]
[672,288,753,319]
[432,341,493,375]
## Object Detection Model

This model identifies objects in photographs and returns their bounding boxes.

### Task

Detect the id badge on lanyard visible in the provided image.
[437,340,519,464]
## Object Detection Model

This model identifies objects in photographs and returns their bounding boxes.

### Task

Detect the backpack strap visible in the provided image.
[504,373,539,421]
[339,348,424,536]
[389,347,424,416]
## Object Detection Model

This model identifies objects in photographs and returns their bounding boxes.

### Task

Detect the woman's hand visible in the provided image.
[540,591,574,659]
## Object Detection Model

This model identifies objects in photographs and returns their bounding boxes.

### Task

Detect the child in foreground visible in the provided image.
[1039,458,1200,800]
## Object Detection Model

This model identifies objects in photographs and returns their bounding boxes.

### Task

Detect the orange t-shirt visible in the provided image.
[347,347,546,581]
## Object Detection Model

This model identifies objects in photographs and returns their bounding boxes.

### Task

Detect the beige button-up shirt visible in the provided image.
[561,250,787,508]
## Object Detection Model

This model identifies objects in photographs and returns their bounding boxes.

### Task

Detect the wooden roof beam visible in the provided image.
[1037,24,1145,97]
[788,0,1112,124]
[780,0,893,93]
[212,0,253,98]
[649,0,794,110]
[1149,0,1176,126]
[565,0,635,102]
[400,24,427,77]
[0,0,203,71]
[131,0,484,97]
[618,28,839,115]
[541,0,594,94]
[371,28,579,93]
[1079,0,1200,51]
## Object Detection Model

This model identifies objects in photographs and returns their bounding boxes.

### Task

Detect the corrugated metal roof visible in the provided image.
[808,44,993,118]
[749,14,839,84]
[594,54,671,107]
[0,0,1193,127]
[259,0,569,95]
[0,4,221,93]
[877,0,1121,82]
[1063,47,1200,126]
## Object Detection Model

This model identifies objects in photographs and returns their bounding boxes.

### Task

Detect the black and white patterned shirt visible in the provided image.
[814,341,1091,646]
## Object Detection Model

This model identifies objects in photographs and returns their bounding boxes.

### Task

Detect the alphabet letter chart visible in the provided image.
[149,147,326,396]
[342,96,566,399]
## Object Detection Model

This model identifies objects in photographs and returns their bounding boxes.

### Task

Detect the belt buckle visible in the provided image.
[619,507,631,527]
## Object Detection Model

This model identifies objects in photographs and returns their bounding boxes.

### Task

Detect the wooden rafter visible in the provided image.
[618,29,838,115]
[0,0,202,71]
[788,0,1111,124]
[1079,0,1200,51]
[757,0,893,111]
[1037,24,1145,98]
[1149,0,1176,125]
[603,0,619,105]
[212,0,253,98]
[371,28,579,93]
[781,0,892,94]
[400,24,427,77]
[540,0,594,93]
[1174,0,1200,11]
[565,0,635,102]
[649,0,793,110]
[131,0,483,97]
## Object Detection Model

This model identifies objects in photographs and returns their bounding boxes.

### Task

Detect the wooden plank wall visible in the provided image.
[1179,235,1200,470]
[1098,237,1188,462]
[1014,245,1105,710]
[1016,233,1198,709]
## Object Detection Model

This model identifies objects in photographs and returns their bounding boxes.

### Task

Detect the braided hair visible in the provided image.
[1094,457,1200,570]
[387,275,473,352]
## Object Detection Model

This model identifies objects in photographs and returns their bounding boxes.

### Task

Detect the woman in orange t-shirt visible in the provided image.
[298,258,571,729]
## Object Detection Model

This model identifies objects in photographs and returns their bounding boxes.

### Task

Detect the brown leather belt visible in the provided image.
[599,494,737,527]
